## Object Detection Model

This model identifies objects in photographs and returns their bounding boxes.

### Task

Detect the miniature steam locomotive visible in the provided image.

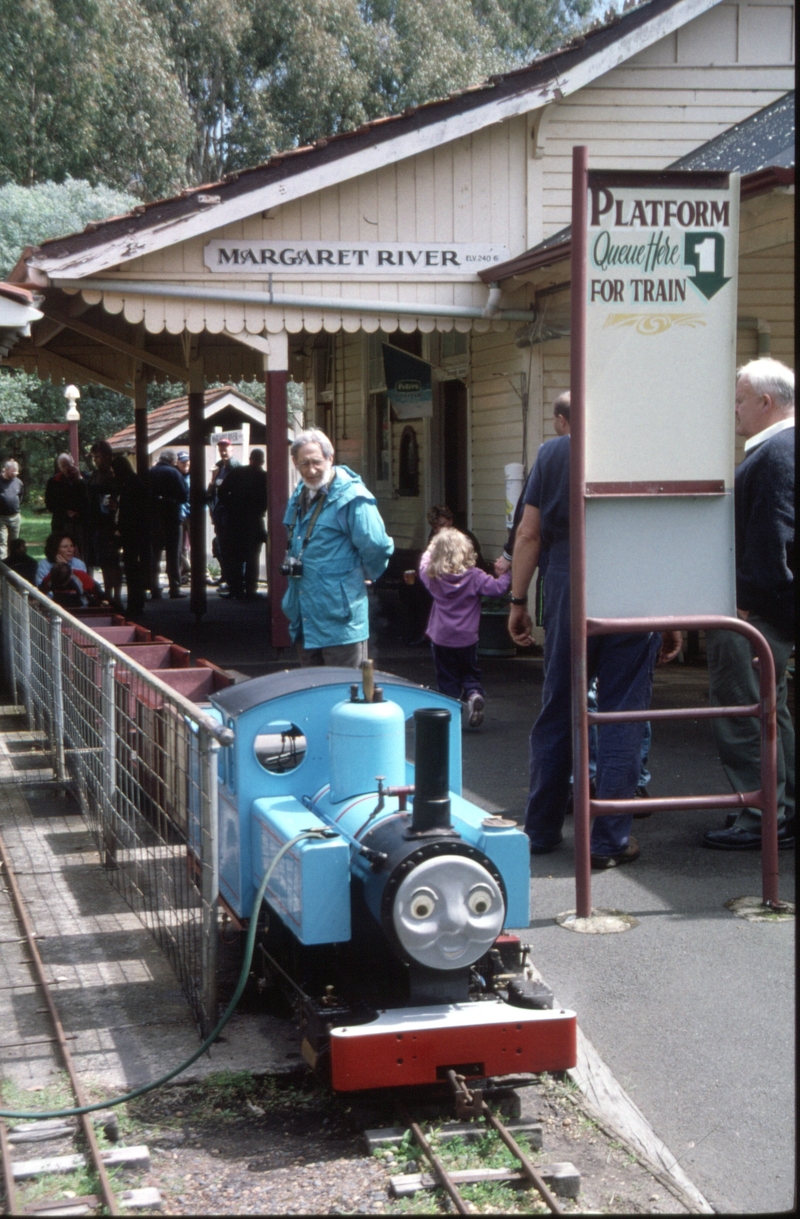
[203,665,576,1093]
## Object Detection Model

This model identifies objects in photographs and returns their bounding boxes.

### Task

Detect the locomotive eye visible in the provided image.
[468,888,494,915]
[410,891,436,919]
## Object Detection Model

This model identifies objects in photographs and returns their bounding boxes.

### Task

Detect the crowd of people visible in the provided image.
[0,439,269,611]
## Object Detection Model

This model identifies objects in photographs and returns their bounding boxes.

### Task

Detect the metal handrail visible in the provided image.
[0,562,234,746]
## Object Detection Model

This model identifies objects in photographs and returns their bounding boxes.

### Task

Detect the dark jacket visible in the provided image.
[45,473,90,534]
[0,476,24,516]
[217,465,268,530]
[148,462,189,522]
[734,426,794,633]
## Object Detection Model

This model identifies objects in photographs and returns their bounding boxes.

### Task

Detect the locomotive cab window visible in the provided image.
[254,721,307,774]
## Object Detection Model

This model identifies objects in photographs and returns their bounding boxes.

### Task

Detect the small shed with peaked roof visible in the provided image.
[106,384,266,466]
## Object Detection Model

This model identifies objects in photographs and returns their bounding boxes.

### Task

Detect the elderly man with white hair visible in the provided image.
[704,357,795,850]
[282,428,393,667]
[0,460,24,561]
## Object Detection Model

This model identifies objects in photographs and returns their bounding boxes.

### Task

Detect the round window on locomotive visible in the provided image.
[254,720,307,774]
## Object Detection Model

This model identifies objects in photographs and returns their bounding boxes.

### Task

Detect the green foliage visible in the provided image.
[0,0,592,194]
[0,179,138,279]
[0,0,194,197]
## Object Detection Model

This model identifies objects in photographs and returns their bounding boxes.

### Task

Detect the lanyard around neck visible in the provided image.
[286,484,330,554]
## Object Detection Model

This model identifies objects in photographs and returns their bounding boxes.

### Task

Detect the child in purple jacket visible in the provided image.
[419,528,511,727]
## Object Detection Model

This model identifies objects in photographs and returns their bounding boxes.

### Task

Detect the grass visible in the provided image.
[381,1124,556,1215]
[17,507,52,559]
[125,1069,329,1128]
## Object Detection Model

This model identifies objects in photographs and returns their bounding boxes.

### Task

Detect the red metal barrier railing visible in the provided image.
[568,145,782,918]
[575,614,780,915]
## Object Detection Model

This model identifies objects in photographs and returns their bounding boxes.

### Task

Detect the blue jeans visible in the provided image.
[586,678,651,788]
[431,643,483,701]
[526,565,660,855]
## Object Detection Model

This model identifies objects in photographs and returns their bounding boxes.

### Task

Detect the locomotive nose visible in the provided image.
[392,855,505,971]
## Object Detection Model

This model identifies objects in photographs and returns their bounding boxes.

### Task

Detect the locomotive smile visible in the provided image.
[393,856,505,970]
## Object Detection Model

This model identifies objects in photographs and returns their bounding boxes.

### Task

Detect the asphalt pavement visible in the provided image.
[138,587,795,1214]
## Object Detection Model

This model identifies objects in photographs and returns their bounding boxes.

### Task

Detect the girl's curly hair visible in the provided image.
[425,527,476,579]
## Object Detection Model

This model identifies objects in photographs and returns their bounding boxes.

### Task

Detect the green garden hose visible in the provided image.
[0,829,328,1121]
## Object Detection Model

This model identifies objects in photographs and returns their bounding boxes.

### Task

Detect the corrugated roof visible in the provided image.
[107,385,264,452]
[672,92,794,173]
[12,0,691,277]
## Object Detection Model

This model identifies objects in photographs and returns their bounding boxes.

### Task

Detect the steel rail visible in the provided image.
[0,831,119,1215]
[447,1071,563,1214]
[403,1116,470,1216]
[0,564,234,748]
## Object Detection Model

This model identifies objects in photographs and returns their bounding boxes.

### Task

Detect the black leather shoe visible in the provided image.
[702,824,795,850]
[590,836,640,870]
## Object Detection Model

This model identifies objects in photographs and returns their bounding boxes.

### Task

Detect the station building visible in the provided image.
[3,0,794,644]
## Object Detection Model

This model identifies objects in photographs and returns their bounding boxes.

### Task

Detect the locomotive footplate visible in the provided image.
[329,1000,577,1092]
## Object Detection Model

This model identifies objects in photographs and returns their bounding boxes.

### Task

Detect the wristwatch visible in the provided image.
[510,596,528,606]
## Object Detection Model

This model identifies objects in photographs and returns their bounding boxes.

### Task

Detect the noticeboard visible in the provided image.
[583,169,739,619]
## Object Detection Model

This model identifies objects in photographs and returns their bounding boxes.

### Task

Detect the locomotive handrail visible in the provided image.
[0,562,234,747]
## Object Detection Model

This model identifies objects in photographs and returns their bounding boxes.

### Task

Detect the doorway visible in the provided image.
[442,379,468,529]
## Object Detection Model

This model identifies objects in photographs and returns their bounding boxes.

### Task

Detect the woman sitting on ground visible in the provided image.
[35,532,88,587]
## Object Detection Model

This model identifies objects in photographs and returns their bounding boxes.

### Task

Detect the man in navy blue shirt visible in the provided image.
[508,431,680,867]
[703,358,795,850]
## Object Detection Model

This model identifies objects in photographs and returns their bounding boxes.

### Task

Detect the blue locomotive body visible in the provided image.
[207,668,529,936]
[201,667,576,1092]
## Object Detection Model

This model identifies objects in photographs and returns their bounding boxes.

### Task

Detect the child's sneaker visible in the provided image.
[466,692,485,728]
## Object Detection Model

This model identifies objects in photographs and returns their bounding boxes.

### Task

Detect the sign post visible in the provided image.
[568,147,781,920]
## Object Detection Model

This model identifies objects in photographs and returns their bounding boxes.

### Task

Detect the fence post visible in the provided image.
[101,656,118,867]
[199,731,220,1038]
[48,610,67,784]
[0,575,11,698]
[19,592,32,725]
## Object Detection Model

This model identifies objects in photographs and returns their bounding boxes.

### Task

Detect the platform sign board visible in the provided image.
[582,169,739,618]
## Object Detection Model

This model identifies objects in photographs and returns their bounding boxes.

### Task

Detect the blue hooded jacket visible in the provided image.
[281,466,394,648]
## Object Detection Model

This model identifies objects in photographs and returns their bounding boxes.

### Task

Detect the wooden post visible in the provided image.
[134,366,149,474]
[188,357,207,621]
[265,334,292,648]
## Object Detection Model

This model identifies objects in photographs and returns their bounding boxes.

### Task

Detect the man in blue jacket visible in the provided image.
[282,429,394,666]
[703,358,795,850]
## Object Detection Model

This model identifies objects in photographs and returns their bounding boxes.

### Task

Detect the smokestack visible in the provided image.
[410,708,452,833]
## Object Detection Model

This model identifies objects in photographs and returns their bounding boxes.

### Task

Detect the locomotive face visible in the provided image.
[392,856,504,971]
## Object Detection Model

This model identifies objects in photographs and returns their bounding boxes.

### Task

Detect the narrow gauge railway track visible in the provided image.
[382,1072,574,1214]
[0,830,155,1217]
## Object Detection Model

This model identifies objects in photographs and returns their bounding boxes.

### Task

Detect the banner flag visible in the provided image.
[382,345,433,419]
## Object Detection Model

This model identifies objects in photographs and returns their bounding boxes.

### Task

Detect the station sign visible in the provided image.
[203,239,510,277]
[207,430,244,445]
[581,168,740,618]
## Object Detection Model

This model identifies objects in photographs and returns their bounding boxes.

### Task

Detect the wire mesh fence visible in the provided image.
[0,564,232,1036]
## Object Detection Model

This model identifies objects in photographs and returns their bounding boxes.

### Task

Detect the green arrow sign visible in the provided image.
[684,232,730,300]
